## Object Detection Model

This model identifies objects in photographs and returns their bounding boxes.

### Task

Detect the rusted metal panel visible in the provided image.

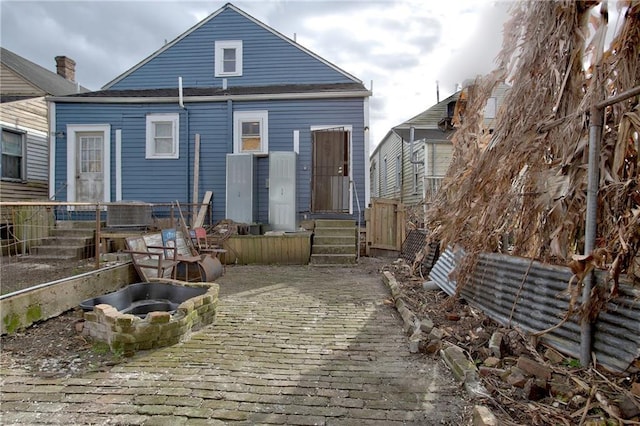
[430,247,640,372]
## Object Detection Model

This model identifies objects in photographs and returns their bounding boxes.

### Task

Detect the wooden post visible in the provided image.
[192,134,200,226]
[193,191,212,229]
[95,203,101,269]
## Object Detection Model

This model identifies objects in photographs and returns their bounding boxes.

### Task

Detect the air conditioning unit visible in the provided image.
[107,202,153,228]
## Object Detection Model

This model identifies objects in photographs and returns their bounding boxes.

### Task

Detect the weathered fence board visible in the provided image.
[367,198,405,253]
[222,232,311,265]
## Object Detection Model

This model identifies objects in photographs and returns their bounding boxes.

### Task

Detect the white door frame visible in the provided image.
[66,124,111,203]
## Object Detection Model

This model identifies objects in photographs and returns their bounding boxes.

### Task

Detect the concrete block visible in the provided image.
[517,356,551,380]
[472,405,498,426]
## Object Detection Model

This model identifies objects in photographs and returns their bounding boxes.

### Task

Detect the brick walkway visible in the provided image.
[1,264,470,425]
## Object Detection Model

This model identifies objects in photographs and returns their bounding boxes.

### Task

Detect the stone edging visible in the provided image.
[83,282,219,357]
[382,271,498,425]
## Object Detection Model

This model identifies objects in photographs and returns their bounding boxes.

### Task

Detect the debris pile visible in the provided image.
[427,1,640,285]
[384,259,640,424]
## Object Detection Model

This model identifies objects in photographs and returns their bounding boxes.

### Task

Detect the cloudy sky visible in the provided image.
[0,0,510,147]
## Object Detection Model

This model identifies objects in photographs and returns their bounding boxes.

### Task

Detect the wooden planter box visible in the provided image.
[222,232,311,265]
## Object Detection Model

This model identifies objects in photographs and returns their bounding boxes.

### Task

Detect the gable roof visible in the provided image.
[103,3,362,90]
[0,47,86,96]
[392,91,460,141]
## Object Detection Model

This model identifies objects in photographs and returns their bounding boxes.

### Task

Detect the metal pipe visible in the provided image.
[581,104,603,366]
[537,85,640,133]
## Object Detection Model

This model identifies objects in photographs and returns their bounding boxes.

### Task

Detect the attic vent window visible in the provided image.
[215,40,243,77]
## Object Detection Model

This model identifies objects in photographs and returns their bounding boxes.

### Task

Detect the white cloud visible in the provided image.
[0,0,510,148]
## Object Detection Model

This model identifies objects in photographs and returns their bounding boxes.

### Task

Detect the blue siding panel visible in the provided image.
[109,8,355,90]
[55,96,365,224]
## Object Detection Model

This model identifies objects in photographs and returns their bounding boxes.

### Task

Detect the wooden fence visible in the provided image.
[366,198,406,255]
[1,205,54,255]
[222,232,312,265]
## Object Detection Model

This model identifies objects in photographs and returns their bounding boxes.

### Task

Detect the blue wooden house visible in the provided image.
[49,3,371,234]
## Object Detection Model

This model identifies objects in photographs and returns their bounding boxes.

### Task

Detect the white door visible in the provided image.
[76,132,104,202]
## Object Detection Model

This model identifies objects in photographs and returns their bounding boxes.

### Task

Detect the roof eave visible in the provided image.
[48,90,371,103]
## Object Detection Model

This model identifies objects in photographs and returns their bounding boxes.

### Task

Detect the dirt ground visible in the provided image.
[1,255,638,425]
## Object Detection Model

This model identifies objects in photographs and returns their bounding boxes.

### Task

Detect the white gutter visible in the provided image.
[48,90,372,103]
[48,100,56,200]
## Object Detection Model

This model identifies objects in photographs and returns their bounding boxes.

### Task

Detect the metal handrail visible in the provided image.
[351,180,361,261]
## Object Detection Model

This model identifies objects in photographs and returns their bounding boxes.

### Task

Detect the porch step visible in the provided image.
[311,244,357,255]
[31,244,93,259]
[313,236,355,246]
[30,221,96,261]
[309,253,357,265]
[310,219,357,265]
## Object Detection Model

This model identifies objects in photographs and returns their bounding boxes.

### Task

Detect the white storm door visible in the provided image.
[66,124,111,203]
[76,132,104,202]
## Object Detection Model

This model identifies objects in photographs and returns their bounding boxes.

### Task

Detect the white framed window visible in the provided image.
[146,113,179,159]
[233,111,268,155]
[215,40,243,77]
[1,128,25,181]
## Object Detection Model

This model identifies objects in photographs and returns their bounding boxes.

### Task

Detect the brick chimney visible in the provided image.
[55,56,76,82]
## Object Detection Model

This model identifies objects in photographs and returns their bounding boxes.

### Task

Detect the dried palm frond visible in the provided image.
[426,0,640,291]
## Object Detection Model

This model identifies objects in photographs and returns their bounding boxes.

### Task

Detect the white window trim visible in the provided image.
[233,110,269,155]
[66,124,111,203]
[215,40,243,77]
[146,113,179,159]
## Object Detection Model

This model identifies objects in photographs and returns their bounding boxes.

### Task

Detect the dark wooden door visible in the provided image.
[311,128,349,212]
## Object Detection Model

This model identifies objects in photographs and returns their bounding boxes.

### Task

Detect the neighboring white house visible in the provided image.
[370,83,510,215]
[0,47,85,201]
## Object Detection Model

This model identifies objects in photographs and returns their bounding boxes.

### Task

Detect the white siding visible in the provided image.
[370,131,403,200]
[0,64,44,96]
[0,97,48,132]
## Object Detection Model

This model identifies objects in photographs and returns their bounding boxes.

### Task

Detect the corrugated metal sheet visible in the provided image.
[430,247,640,372]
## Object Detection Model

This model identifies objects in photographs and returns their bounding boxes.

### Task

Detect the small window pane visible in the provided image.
[2,130,24,179]
[154,122,174,155]
[80,136,102,173]
[155,122,172,137]
[155,138,174,155]
[223,48,236,73]
[241,120,261,151]
[2,131,22,155]
[2,156,21,179]
[241,137,261,151]
[242,121,260,136]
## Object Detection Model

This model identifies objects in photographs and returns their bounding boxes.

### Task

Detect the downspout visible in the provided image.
[179,77,190,207]
[581,103,603,367]
[409,127,425,201]
[227,100,233,152]
[400,130,404,203]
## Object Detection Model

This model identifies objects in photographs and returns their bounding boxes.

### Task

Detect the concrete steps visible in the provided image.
[30,221,97,261]
[310,219,357,265]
